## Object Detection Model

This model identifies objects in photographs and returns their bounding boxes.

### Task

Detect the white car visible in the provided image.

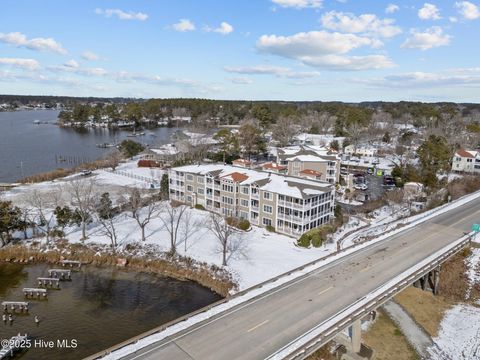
[354,184,368,191]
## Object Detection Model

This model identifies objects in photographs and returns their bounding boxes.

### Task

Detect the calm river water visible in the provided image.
[0,110,179,183]
[0,262,220,360]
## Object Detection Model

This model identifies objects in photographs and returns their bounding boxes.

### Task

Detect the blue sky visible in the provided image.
[0,0,479,102]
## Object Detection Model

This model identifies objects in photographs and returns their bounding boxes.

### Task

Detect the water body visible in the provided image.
[0,262,220,360]
[0,110,180,183]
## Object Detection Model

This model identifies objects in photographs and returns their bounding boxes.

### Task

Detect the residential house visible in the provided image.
[451,149,479,173]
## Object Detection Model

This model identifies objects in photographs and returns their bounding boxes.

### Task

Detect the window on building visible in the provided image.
[263,192,271,200]
[187,185,193,191]
[262,217,272,226]
[467,159,473,163]
[197,176,204,183]
[263,205,273,213]
[242,186,249,194]
[186,174,194,181]
[186,196,192,202]
[241,199,249,207]
[198,188,204,194]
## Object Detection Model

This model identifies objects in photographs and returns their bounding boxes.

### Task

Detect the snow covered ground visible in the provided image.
[429,304,480,360]
[66,205,335,290]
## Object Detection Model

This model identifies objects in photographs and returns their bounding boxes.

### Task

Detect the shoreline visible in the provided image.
[0,241,235,297]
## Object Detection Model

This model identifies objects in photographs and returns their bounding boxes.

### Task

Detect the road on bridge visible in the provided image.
[117,196,479,360]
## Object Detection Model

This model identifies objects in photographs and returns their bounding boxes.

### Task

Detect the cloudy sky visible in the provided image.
[1,0,479,102]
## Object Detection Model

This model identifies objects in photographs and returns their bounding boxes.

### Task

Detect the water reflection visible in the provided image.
[0,262,220,360]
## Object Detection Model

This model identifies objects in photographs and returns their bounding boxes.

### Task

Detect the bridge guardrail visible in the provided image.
[267,233,472,360]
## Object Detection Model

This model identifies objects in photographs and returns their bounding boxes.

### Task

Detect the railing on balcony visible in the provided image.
[251,192,259,199]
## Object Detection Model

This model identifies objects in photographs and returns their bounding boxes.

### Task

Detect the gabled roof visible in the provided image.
[222,172,249,183]
[233,158,251,165]
[262,162,287,170]
[455,149,476,158]
[299,169,322,176]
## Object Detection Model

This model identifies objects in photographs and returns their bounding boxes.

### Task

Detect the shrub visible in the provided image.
[225,217,250,231]
[297,226,334,248]
[194,204,205,210]
[237,219,250,231]
[266,225,275,232]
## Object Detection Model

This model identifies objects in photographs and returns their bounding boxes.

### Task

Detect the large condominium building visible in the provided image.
[169,164,335,237]
[274,145,341,184]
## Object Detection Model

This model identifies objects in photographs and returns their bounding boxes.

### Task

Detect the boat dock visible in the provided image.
[61,260,82,268]
[23,288,47,298]
[48,269,71,279]
[0,334,28,359]
[37,277,60,288]
[2,302,29,312]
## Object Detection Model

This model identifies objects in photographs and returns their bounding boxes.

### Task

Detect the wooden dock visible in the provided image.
[23,288,47,298]
[61,260,82,268]
[2,302,29,312]
[48,269,71,279]
[37,277,60,288]
[0,334,28,359]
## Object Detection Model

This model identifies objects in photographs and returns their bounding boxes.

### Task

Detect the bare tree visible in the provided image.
[103,149,123,171]
[95,192,119,249]
[159,202,188,255]
[65,179,97,240]
[385,189,405,215]
[209,212,241,266]
[125,189,160,242]
[181,210,200,253]
[26,188,63,243]
[271,116,300,147]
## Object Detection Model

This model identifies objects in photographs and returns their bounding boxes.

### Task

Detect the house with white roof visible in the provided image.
[452,149,480,173]
[344,144,378,157]
[169,164,335,237]
[274,145,340,184]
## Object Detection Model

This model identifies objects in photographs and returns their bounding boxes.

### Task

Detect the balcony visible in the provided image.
[251,192,259,199]
[278,213,304,223]
[214,184,221,190]
[250,217,259,225]
[251,205,259,212]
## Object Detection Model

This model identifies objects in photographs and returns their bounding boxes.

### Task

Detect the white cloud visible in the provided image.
[81,51,101,61]
[320,11,402,38]
[385,4,400,14]
[94,8,148,21]
[172,19,196,32]
[0,32,67,54]
[48,62,108,77]
[271,0,322,9]
[205,22,234,35]
[455,1,480,20]
[418,3,442,20]
[230,77,253,84]
[402,26,451,50]
[449,16,459,22]
[255,30,392,70]
[0,58,40,70]
[359,69,480,88]
[224,65,320,78]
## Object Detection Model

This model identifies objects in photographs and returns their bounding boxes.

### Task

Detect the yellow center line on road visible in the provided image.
[318,286,333,295]
[247,319,269,333]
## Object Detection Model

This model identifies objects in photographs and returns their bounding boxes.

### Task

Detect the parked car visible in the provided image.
[81,170,92,176]
[354,184,368,191]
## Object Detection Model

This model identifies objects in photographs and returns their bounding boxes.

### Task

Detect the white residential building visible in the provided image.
[169,164,335,237]
[344,144,378,157]
[452,149,480,173]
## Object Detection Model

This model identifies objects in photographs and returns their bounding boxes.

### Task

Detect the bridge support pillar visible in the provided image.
[351,319,362,353]
[433,268,440,295]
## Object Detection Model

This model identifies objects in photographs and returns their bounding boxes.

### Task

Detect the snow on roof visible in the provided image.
[286,155,328,162]
[172,164,333,199]
[149,144,180,155]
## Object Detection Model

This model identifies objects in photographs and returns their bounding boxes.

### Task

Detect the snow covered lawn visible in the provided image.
[67,206,335,290]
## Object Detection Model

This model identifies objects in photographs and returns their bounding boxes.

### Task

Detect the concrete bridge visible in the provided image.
[87,194,480,360]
